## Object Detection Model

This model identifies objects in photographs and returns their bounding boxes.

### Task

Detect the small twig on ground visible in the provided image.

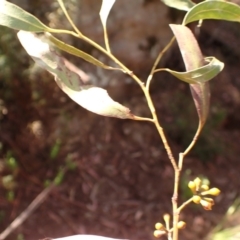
[0,184,55,240]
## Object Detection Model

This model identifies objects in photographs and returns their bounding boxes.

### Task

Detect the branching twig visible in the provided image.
[146,37,176,91]
[0,184,55,240]
[177,197,193,213]
[57,0,83,37]
[183,121,202,156]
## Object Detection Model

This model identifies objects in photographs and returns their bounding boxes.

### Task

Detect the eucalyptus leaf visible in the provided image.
[99,0,116,28]
[17,31,135,119]
[169,24,203,70]
[0,1,52,32]
[47,33,119,70]
[17,31,82,91]
[99,0,116,51]
[183,0,240,25]
[162,57,224,84]
[56,83,134,119]
[170,24,212,128]
[190,82,210,127]
[161,0,195,11]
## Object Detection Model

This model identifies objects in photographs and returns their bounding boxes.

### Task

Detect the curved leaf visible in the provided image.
[99,0,116,52]
[183,0,240,25]
[17,31,82,91]
[0,1,51,32]
[17,31,135,119]
[169,24,203,69]
[57,83,134,119]
[47,33,119,70]
[161,0,195,11]
[170,24,212,128]
[99,0,116,27]
[162,57,224,84]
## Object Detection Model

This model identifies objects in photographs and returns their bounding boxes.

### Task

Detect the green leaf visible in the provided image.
[17,31,82,91]
[0,1,51,32]
[99,0,116,27]
[183,0,240,25]
[47,33,119,70]
[161,0,195,11]
[17,31,135,119]
[163,57,224,84]
[170,24,212,128]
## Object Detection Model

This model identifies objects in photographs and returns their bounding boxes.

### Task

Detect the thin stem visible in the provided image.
[178,153,184,170]
[177,197,193,213]
[81,35,144,84]
[132,115,154,122]
[49,29,79,37]
[171,115,202,240]
[172,121,202,240]
[146,37,175,91]
[168,232,173,240]
[171,153,184,240]
[143,89,178,170]
[171,121,202,240]
[103,25,111,53]
[154,68,167,73]
[155,119,178,170]
[163,214,172,240]
[57,0,83,36]
[166,223,172,240]
[172,167,180,240]
[172,196,193,240]
[183,120,202,156]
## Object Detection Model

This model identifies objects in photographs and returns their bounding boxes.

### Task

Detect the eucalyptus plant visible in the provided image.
[1,0,240,239]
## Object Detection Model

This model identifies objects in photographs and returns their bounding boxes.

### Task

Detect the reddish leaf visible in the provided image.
[170,24,210,128]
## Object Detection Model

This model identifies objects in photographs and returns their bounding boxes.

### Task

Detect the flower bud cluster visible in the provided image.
[153,214,186,238]
[153,221,166,238]
[188,177,220,210]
